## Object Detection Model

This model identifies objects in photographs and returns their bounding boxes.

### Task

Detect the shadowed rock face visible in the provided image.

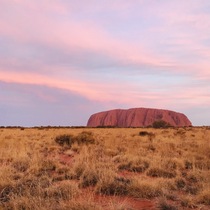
[87,108,192,127]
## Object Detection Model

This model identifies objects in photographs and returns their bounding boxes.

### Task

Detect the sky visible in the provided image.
[0,0,210,126]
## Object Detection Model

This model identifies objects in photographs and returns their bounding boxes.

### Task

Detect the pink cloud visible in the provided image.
[0,69,137,104]
[0,1,176,72]
[1,0,209,70]
[1,68,209,111]
[1,0,210,114]
[2,0,210,82]
[0,68,177,108]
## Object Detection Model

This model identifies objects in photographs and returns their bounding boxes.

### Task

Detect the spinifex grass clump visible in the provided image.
[79,169,99,188]
[55,131,95,147]
[128,179,163,199]
[118,156,150,173]
[147,167,176,178]
[96,176,131,196]
[75,131,95,144]
[158,199,178,210]
[55,134,74,146]
[197,190,210,205]
[152,120,172,128]
[139,131,151,136]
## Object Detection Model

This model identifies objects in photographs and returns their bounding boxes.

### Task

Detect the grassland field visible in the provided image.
[0,126,210,210]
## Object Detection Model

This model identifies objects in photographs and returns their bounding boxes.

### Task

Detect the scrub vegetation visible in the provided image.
[0,126,210,209]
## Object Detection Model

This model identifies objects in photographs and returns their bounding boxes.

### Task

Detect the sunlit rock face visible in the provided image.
[87,108,192,127]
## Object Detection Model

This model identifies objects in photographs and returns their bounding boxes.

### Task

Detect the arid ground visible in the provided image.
[0,127,210,210]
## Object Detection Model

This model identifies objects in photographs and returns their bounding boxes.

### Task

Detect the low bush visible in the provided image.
[175,178,186,189]
[196,190,210,205]
[96,176,130,196]
[185,184,201,195]
[62,200,102,210]
[12,159,30,172]
[0,184,14,202]
[180,196,197,208]
[147,167,176,178]
[159,199,178,210]
[79,169,99,188]
[118,158,149,172]
[39,160,57,173]
[45,181,79,201]
[185,160,193,169]
[55,132,95,147]
[55,134,74,146]
[75,131,95,145]
[139,131,151,136]
[152,120,172,128]
[129,179,162,198]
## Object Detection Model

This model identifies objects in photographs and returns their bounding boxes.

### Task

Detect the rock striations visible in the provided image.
[87,108,192,127]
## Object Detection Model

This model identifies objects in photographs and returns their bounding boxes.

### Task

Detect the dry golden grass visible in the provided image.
[0,126,210,209]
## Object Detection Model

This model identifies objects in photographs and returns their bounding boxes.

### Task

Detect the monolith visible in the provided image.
[87,108,192,127]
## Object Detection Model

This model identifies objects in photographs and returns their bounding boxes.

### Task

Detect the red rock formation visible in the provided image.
[87,108,192,127]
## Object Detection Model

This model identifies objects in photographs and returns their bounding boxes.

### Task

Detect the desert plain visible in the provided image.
[0,126,210,210]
